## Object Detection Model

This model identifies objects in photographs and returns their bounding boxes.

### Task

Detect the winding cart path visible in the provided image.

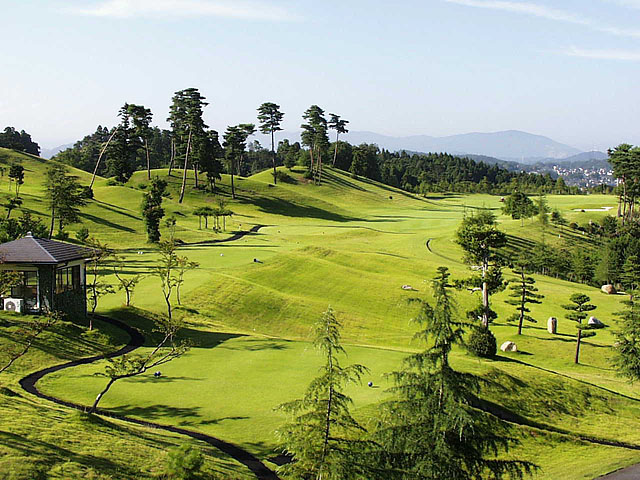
[19,224,278,479]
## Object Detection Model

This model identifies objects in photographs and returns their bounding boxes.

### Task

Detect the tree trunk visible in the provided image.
[145,138,151,180]
[89,377,117,414]
[321,347,334,464]
[332,132,339,166]
[204,216,208,229]
[231,157,236,199]
[168,138,175,176]
[178,129,192,203]
[90,127,118,189]
[48,204,55,239]
[575,328,582,364]
[271,129,277,185]
[481,257,489,328]
[518,274,525,335]
[194,163,199,189]
[125,288,131,307]
[165,293,172,320]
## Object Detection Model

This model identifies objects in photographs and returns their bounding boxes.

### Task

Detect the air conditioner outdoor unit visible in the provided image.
[3,298,23,313]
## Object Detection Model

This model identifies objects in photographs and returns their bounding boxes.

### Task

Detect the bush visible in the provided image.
[55,230,69,241]
[138,182,148,190]
[106,178,122,186]
[80,186,94,199]
[75,226,89,243]
[303,169,313,180]
[467,327,497,358]
[164,445,204,480]
[272,170,296,184]
[569,222,579,230]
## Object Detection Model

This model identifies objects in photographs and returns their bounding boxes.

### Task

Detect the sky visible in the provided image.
[1,0,639,151]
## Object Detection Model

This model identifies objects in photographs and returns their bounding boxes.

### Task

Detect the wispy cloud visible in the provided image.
[445,0,640,38]
[563,46,640,61]
[69,0,299,21]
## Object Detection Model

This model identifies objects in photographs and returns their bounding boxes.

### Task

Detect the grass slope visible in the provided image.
[1,147,637,479]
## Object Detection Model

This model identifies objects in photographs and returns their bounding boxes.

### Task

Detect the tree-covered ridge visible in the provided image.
[0,127,40,156]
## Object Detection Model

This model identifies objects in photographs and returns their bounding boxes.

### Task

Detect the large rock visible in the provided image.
[500,341,518,353]
[588,316,604,327]
[547,317,558,334]
[601,284,617,295]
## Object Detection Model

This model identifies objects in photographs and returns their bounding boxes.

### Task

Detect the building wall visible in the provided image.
[38,264,87,321]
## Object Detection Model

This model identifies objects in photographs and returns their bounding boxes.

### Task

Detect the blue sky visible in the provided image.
[1,0,639,151]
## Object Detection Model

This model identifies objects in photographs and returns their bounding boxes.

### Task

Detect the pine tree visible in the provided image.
[562,294,597,364]
[257,102,284,184]
[301,105,329,184]
[455,211,507,328]
[276,306,370,480]
[506,255,544,335]
[374,267,534,480]
[613,294,640,381]
[621,255,640,300]
[328,114,349,167]
[141,177,167,243]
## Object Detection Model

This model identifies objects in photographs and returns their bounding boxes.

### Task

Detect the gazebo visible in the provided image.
[0,232,94,317]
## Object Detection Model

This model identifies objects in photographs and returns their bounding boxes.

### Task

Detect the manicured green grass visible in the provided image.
[1,147,637,479]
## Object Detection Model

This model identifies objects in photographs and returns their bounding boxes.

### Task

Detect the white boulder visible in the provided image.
[547,317,557,334]
[500,341,518,353]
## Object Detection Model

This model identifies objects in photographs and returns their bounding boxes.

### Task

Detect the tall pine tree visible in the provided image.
[276,306,370,480]
[374,267,534,480]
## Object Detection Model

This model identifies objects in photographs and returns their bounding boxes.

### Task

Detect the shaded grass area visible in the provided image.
[0,313,250,479]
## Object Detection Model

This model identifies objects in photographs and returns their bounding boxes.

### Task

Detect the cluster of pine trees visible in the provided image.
[50,89,579,198]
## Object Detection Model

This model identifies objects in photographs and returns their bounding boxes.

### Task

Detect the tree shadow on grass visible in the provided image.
[237,194,361,223]
[108,307,245,349]
[0,430,140,477]
[218,338,292,352]
[112,404,204,422]
[79,212,136,233]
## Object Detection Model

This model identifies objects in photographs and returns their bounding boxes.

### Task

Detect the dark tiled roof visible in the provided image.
[0,233,93,264]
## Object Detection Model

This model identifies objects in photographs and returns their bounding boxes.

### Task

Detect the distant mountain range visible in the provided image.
[40,143,73,159]
[44,129,608,168]
[253,129,585,163]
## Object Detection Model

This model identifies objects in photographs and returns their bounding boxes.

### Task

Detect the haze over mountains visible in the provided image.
[250,129,594,164]
[43,129,607,166]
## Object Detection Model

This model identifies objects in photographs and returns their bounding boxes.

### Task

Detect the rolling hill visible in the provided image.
[0,147,637,479]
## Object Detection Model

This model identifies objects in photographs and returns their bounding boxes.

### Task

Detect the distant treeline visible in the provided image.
[0,127,40,156]
[279,141,576,195]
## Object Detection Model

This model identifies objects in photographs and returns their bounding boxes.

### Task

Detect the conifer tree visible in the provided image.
[276,306,370,480]
[614,293,640,381]
[328,114,349,167]
[455,211,507,328]
[562,293,597,364]
[374,267,534,479]
[141,177,167,243]
[257,102,284,184]
[301,105,329,184]
[506,255,544,335]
